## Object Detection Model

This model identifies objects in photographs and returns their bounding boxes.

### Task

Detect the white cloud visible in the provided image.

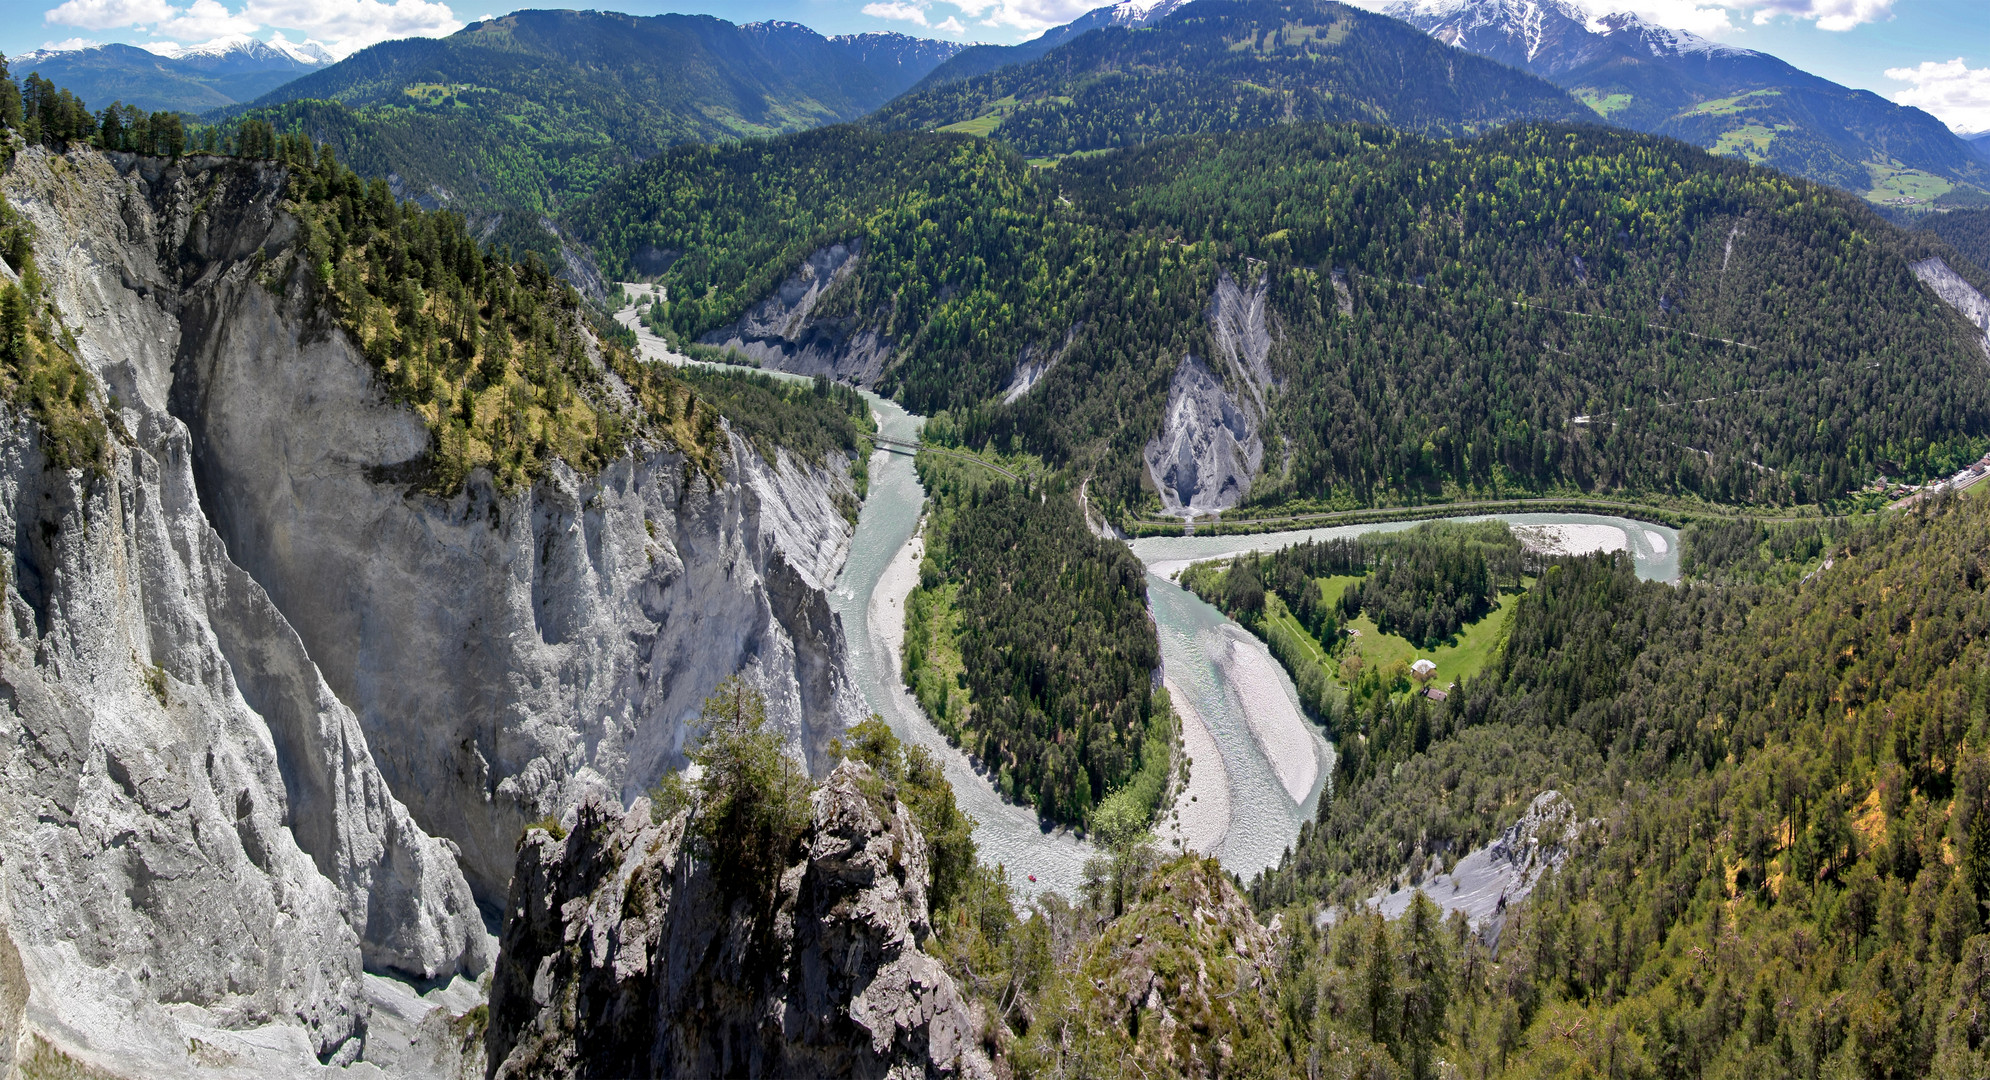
[43,0,459,56]
[936,15,967,34]
[242,0,462,56]
[1748,0,1892,31]
[951,0,1097,35]
[156,0,256,39]
[863,1,931,26]
[40,37,105,51]
[1885,57,1990,135]
[43,0,175,30]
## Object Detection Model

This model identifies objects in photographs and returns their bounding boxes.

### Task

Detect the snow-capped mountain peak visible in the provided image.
[1103,0,1192,27]
[1590,12,1752,60]
[140,34,332,66]
[1031,0,1193,50]
[1389,0,1753,71]
[1386,0,1591,63]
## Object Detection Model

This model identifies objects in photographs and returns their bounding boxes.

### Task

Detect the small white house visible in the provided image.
[1411,658,1437,681]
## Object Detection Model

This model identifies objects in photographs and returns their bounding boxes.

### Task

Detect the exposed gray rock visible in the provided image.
[1209,269,1276,417]
[357,973,488,1080]
[699,241,894,385]
[0,145,869,1073]
[1143,271,1278,516]
[0,146,498,1073]
[1365,791,1579,945]
[999,328,1075,405]
[486,763,994,1080]
[11,150,866,910]
[1912,256,1990,359]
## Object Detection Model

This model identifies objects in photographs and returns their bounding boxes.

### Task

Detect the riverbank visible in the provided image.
[870,524,923,700]
[1159,677,1230,857]
[1126,494,1834,539]
[1212,626,1320,803]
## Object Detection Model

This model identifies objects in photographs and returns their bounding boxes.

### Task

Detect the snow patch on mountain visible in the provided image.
[141,33,333,65]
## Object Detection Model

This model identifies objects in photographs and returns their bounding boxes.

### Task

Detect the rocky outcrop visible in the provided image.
[700,241,893,385]
[1912,256,1990,359]
[1368,790,1579,944]
[1143,271,1277,516]
[0,146,869,1072]
[486,763,993,1079]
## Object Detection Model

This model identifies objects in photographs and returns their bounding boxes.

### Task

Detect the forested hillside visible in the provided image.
[902,451,1169,828]
[1247,492,1990,1078]
[870,0,1588,158]
[579,117,1990,521]
[1922,208,1990,275]
[227,11,961,262]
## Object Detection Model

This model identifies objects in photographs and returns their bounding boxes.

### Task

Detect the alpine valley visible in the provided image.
[0,0,1988,1077]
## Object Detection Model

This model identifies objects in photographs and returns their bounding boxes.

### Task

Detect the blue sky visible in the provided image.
[3,0,1988,132]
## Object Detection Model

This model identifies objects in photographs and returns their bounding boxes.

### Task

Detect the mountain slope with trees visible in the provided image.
[1391,0,1990,207]
[227,11,963,262]
[577,117,1990,521]
[1255,491,1990,1079]
[870,0,1590,158]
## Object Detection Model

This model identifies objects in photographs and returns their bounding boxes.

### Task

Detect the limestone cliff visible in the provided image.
[0,146,867,1072]
[1143,271,1277,516]
[698,241,893,385]
[1912,256,1990,358]
[485,763,993,1079]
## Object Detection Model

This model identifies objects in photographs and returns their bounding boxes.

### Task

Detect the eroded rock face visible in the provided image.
[0,146,868,1072]
[0,147,492,1072]
[699,241,893,385]
[1912,256,1990,359]
[12,150,866,907]
[1143,270,1278,516]
[486,763,993,1079]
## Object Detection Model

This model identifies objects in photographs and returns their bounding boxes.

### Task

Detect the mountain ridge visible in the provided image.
[10,36,329,112]
[1388,0,1990,206]
[226,9,966,264]
[872,0,1592,157]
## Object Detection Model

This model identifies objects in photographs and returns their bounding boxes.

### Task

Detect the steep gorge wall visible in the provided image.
[698,241,893,385]
[0,166,490,1078]
[0,147,866,1071]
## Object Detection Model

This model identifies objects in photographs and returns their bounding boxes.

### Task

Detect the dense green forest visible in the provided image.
[1921,208,1990,276]
[1238,493,1990,1078]
[902,451,1168,828]
[1679,515,1844,584]
[580,114,1990,522]
[870,0,1587,158]
[225,12,959,263]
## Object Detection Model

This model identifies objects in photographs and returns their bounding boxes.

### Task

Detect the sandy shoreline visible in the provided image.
[1214,626,1319,804]
[1511,522,1628,557]
[870,525,924,680]
[1159,677,1231,856]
